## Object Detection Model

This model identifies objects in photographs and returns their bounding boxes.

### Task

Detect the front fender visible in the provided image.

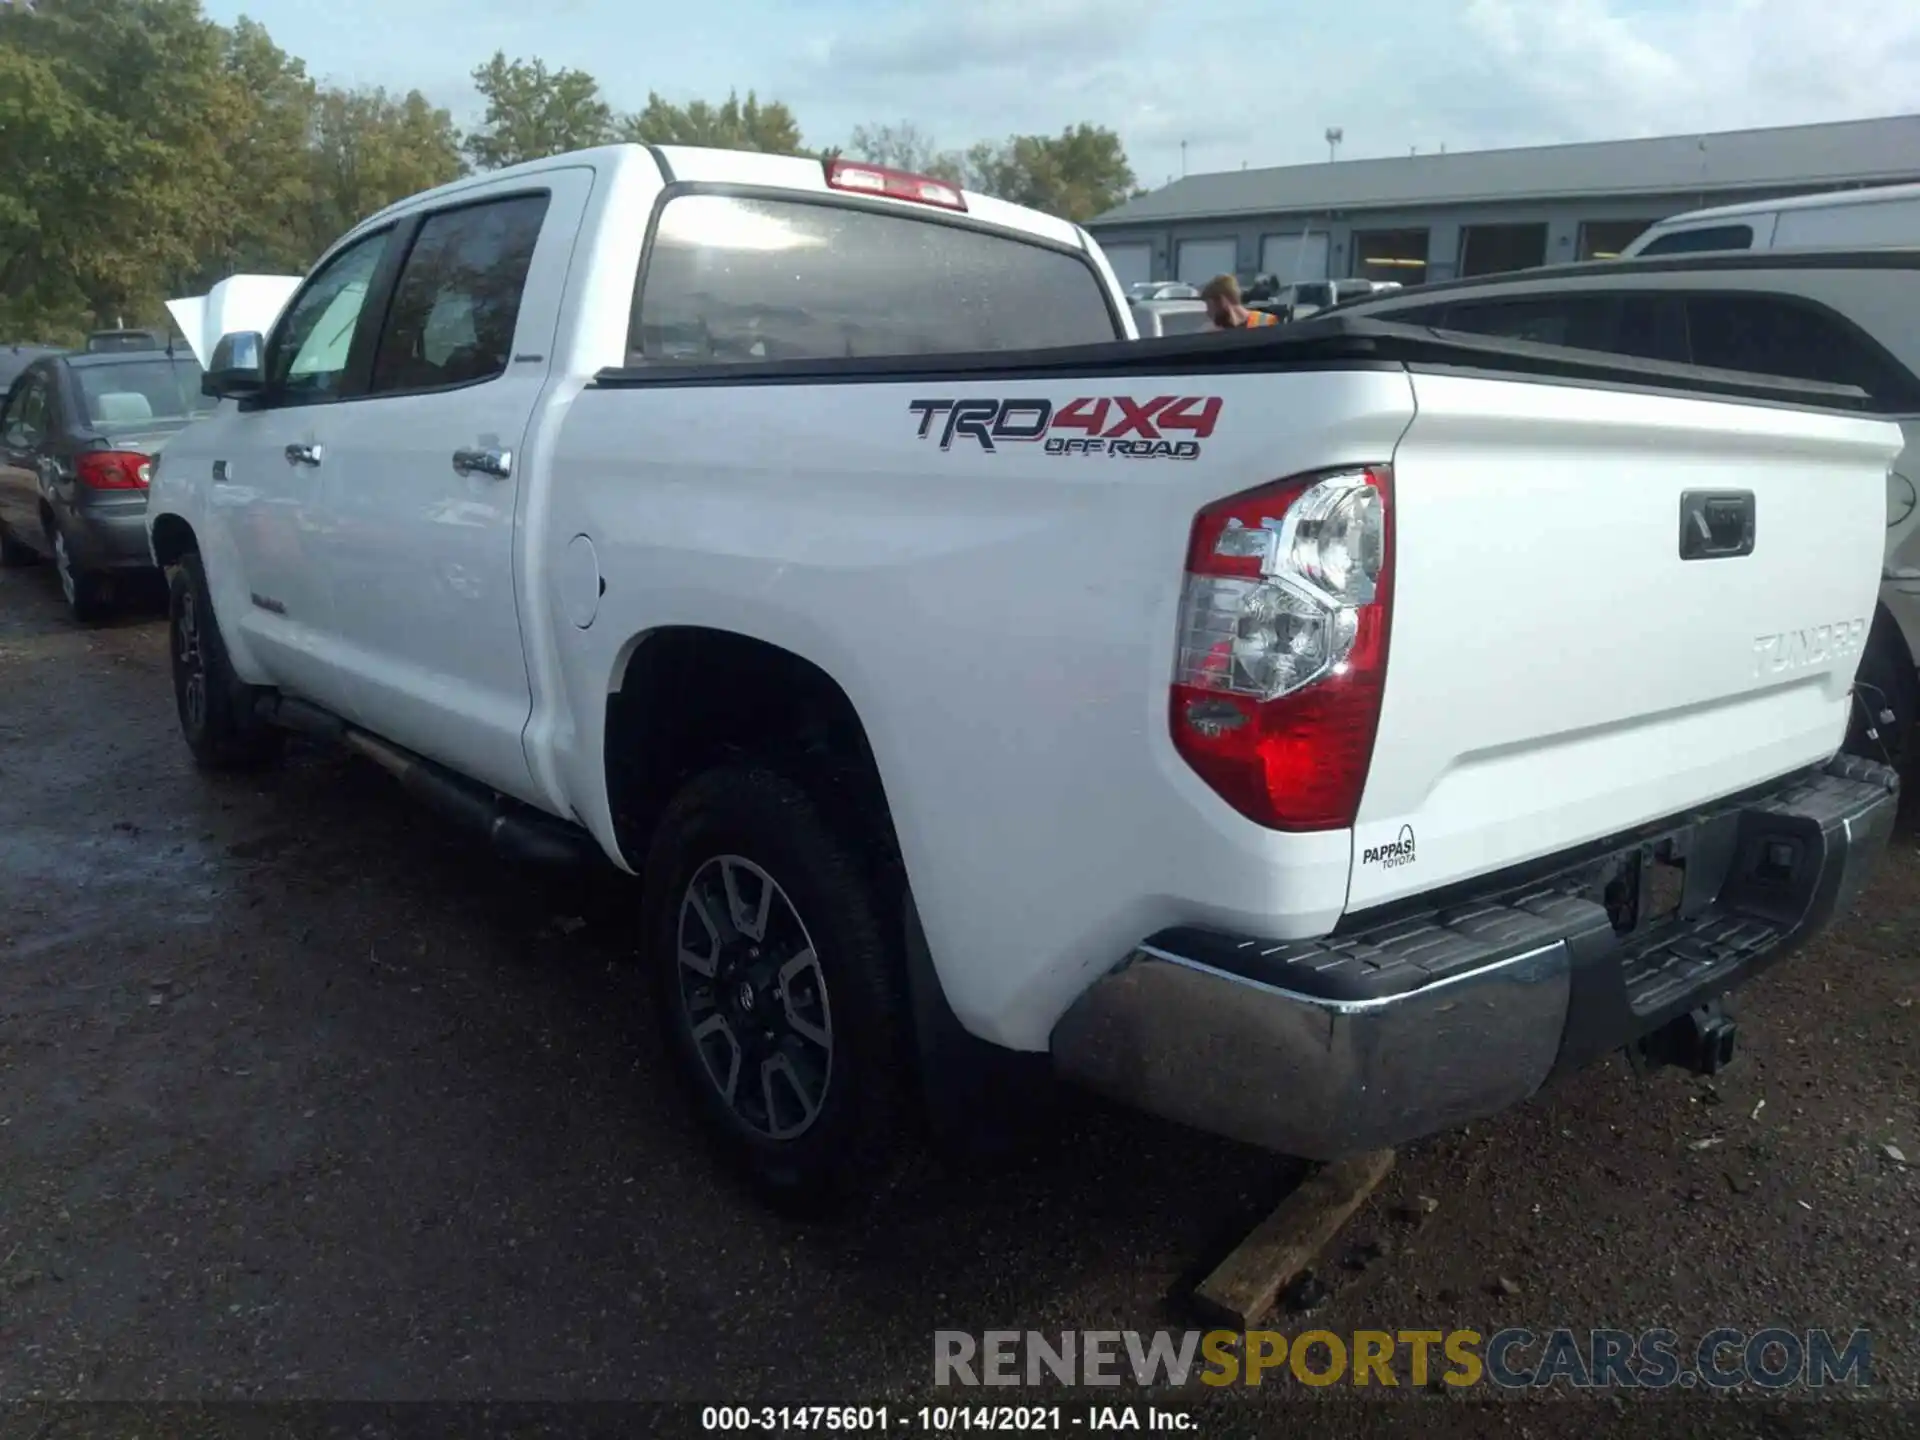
[147,429,272,687]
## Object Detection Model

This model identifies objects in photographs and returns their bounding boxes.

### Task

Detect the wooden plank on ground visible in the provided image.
[1192,1149,1396,1327]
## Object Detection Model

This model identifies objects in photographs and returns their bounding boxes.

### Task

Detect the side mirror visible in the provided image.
[203,331,267,399]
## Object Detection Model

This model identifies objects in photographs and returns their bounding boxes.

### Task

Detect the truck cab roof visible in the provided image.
[356,142,1092,256]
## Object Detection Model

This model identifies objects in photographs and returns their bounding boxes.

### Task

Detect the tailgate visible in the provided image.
[1350,370,1902,910]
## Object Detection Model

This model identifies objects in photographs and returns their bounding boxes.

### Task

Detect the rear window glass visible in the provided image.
[75,359,212,428]
[1635,223,1755,256]
[630,194,1120,364]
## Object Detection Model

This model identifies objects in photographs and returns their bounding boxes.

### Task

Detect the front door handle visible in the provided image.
[284,442,324,467]
[452,446,512,479]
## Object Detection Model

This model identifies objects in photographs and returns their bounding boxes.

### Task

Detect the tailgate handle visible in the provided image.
[1679,489,1755,561]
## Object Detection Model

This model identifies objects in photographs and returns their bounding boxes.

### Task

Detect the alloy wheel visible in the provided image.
[675,854,833,1140]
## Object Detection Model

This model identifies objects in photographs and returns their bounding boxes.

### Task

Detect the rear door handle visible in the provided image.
[452,446,512,479]
[284,442,323,467]
[1679,489,1755,561]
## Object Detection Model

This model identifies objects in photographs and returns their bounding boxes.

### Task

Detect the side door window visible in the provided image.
[3,374,50,449]
[264,228,393,405]
[0,380,26,448]
[1684,295,1920,406]
[367,194,550,396]
[0,371,52,532]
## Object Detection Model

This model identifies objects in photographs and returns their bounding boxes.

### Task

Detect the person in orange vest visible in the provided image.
[1200,274,1279,331]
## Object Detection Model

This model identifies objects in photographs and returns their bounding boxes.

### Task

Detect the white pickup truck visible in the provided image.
[148,143,1903,1209]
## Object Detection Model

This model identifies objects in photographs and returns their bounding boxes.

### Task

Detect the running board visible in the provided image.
[258,695,599,869]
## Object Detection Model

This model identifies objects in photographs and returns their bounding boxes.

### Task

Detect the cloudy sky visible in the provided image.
[203,0,1920,188]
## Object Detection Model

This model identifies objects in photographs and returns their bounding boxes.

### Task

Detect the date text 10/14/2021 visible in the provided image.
[701,1408,1193,1432]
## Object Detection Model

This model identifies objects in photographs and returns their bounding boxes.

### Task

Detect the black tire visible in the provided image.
[168,551,284,771]
[0,521,38,568]
[1845,610,1918,772]
[640,761,913,1214]
[51,525,111,622]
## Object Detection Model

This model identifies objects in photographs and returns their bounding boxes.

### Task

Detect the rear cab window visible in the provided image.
[628,193,1121,364]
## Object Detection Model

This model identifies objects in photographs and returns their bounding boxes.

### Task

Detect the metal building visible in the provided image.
[1086,114,1920,291]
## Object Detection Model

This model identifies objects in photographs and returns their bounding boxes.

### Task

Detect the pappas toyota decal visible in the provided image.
[1362,825,1417,870]
[908,396,1222,460]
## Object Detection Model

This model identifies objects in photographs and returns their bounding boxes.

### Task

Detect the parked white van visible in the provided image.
[1621,181,1920,258]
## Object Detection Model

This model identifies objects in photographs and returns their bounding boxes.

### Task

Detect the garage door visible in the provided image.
[1176,239,1238,285]
[1260,233,1330,282]
[1100,242,1151,290]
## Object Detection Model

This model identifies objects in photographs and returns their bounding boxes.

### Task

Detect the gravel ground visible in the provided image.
[1,560,1915,1431]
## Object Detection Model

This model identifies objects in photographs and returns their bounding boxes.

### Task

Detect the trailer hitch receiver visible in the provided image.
[1633,1000,1739,1077]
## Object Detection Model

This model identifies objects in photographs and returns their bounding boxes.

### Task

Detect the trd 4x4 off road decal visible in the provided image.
[908,396,1222,459]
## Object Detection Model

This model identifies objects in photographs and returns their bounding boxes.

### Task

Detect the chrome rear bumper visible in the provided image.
[1051,756,1898,1158]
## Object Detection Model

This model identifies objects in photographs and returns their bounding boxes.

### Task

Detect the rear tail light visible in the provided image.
[1171,465,1394,830]
[75,450,151,490]
[824,157,967,212]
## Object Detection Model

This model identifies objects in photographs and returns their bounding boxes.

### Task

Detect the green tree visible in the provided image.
[464,51,612,170]
[196,17,319,282]
[0,37,101,337]
[964,124,1139,222]
[0,0,237,336]
[1,5,467,341]
[622,90,804,155]
[845,121,965,184]
[306,86,465,248]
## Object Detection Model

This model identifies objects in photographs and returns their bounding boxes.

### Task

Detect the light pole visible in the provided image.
[1180,140,1188,177]
[1325,127,1344,163]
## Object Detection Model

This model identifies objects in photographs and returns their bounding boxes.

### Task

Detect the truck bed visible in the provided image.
[592,314,1873,410]
[552,317,1896,1050]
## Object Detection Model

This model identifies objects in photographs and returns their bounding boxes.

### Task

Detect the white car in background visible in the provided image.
[1280,278,1401,320]
[1126,281,1201,301]
[1621,181,1920,258]
[1128,298,1214,336]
